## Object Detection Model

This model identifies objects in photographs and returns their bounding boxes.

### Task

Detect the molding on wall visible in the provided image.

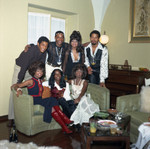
[0,115,8,122]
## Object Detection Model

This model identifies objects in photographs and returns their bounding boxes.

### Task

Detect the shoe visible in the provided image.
[53,106,73,125]
[74,124,81,132]
[52,111,72,134]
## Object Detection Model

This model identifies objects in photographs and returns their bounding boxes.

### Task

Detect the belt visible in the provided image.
[47,62,61,67]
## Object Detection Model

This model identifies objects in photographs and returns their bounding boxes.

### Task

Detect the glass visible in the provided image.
[110,124,117,135]
[90,119,97,133]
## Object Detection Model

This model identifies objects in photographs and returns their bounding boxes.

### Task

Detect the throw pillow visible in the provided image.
[140,86,150,113]
[42,86,51,99]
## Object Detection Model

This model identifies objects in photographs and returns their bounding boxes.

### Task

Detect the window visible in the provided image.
[28,12,65,44]
[50,17,65,41]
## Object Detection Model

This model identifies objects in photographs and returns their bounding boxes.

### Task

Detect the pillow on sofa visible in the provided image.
[42,86,51,99]
[140,86,150,113]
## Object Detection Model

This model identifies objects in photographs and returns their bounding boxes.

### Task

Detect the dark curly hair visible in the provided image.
[49,69,66,89]
[90,30,101,38]
[71,64,87,79]
[55,31,64,37]
[28,61,45,79]
[69,30,84,53]
[38,36,49,44]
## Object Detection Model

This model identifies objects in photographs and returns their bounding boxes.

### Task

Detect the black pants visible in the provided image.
[58,98,77,118]
[34,97,58,123]
[88,71,100,85]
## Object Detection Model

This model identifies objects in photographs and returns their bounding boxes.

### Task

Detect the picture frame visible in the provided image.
[128,0,150,43]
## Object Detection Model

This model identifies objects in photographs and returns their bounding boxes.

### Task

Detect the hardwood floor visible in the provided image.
[0,120,128,149]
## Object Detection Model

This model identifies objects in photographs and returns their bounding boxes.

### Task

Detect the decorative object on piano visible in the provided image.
[109,64,131,71]
[139,67,149,72]
[122,60,131,70]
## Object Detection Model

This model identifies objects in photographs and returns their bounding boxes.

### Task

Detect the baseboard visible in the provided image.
[0,115,8,122]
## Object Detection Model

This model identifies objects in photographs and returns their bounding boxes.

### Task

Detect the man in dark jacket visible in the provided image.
[8,36,49,126]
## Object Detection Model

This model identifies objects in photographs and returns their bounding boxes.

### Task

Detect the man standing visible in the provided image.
[45,31,69,80]
[84,30,108,87]
[25,31,69,80]
[8,36,49,126]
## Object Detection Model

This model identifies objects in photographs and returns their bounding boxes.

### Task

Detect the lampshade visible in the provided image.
[100,34,109,45]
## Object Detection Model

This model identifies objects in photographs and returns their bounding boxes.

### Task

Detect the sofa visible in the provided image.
[13,83,110,136]
[116,94,150,143]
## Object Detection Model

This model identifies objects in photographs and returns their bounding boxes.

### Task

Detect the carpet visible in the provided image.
[0,140,61,149]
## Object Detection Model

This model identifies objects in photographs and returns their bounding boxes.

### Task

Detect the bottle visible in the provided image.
[9,125,18,143]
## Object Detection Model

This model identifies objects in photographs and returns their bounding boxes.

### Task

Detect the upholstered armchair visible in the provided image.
[13,83,110,136]
[116,94,150,143]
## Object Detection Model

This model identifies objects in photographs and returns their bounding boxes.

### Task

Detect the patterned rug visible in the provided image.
[0,140,61,149]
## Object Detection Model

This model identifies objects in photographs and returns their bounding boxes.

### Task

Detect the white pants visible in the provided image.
[45,63,62,80]
[8,64,31,120]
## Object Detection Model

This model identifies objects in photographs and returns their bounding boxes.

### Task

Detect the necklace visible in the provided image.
[56,47,62,65]
[74,79,82,86]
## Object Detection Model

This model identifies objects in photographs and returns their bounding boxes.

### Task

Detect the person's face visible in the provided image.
[75,69,83,78]
[90,33,99,45]
[55,33,64,47]
[54,70,61,82]
[38,41,48,53]
[34,69,44,79]
[71,39,78,49]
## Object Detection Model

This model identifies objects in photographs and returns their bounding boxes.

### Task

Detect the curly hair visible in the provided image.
[69,30,84,53]
[28,61,45,79]
[38,36,49,44]
[55,31,64,37]
[49,69,66,89]
[90,30,101,38]
[71,64,87,79]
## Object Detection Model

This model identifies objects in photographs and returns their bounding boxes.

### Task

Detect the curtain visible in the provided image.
[28,12,50,44]
[50,17,65,41]
[91,0,111,32]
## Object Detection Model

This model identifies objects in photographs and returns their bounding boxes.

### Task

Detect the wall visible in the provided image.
[0,0,94,116]
[101,0,150,69]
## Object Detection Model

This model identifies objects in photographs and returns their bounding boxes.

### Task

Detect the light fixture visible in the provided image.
[100,31,109,45]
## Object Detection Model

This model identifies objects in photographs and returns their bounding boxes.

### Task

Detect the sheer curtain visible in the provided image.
[28,12,50,44]
[91,0,110,32]
[50,17,65,41]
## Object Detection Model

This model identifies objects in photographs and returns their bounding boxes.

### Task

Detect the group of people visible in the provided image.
[8,29,109,134]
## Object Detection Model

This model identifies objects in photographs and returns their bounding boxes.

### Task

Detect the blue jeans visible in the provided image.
[88,71,100,85]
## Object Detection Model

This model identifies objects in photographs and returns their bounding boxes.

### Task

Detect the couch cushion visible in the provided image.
[126,111,150,127]
[140,86,150,113]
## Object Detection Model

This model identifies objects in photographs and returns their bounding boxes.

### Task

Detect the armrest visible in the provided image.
[116,94,141,113]
[12,88,34,126]
[87,83,110,110]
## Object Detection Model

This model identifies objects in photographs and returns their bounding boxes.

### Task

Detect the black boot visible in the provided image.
[74,124,81,132]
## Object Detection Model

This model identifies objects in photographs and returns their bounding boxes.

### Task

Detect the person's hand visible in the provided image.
[16,90,22,97]
[24,44,31,52]
[11,84,18,90]
[87,66,93,75]
[74,97,80,104]
[99,82,106,87]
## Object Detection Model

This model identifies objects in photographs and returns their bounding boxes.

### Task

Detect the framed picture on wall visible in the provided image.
[128,0,150,43]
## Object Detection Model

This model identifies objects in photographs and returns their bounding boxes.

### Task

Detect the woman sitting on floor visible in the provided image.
[12,61,72,134]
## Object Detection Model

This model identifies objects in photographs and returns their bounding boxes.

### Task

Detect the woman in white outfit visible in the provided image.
[68,64,100,127]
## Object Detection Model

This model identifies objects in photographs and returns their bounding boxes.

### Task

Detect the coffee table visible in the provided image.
[81,114,130,149]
